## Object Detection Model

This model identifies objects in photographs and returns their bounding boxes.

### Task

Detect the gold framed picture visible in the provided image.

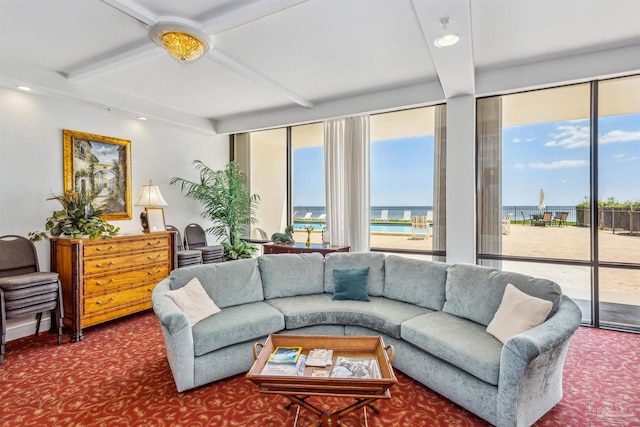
[63,129,132,220]
[145,207,166,233]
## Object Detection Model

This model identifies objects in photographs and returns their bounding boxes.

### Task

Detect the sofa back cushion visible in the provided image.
[384,255,448,310]
[169,258,264,309]
[324,252,385,296]
[442,264,562,326]
[258,253,325,299]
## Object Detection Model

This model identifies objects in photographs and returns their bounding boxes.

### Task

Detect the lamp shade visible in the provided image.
[135,181,168,207]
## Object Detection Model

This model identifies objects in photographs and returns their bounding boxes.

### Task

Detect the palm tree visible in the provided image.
[170,160,260,259]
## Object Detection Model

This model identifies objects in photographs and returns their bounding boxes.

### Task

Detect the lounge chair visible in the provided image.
[318,214,326,220]
[403,210,411,221]
[410,215,429,239]
[379,210,389,222]
[502,212,513,235]
[553,212,569,227]
[538,212,553,226]
[303,212,313,219]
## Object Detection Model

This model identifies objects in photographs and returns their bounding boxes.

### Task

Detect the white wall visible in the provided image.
[0,87,229,340]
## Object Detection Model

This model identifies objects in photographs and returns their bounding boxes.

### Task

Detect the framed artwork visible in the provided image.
[63,129,132,220]
[145,207,166,233]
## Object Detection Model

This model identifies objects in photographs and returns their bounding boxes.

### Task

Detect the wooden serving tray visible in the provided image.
[246,334,397,399]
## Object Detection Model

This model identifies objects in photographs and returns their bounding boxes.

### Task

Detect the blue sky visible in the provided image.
[293,113,639,207]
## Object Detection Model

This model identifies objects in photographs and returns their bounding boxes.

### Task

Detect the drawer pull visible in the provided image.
[147,240,162,246]
[147,269,162,275]
[96,245,115,252]
[95,261,116,268]
[95,278,115,286]
[96,297,115,305]
[147,254,162,260]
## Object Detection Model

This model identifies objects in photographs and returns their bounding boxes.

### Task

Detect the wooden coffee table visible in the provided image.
[246,334,396,427]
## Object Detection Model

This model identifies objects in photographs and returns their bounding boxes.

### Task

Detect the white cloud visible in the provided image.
[545,125,589,148]
[613,154,625,159]
[599,130,640,144]
[529,160,589,169]
[526,137,536,142]
[513,138,520,143]
[513,162,526,170]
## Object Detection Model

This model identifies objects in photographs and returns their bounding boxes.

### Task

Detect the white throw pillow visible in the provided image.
[486,283,553,343]
[166,277,221,326]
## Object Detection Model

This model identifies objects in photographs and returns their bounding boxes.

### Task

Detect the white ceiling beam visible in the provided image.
[1,54,217,135]
[65,41,159,80]
[215,80,445,134]
[100,0,158,26]
[412,0,475,98]
[206,50,314,109]
[202,0,309,34]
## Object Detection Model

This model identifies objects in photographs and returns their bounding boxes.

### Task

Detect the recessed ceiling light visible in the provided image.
[434,34,460,48]
[16,85,32,91]
[137,116,147,121]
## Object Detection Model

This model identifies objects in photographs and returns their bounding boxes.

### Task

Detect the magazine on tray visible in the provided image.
[267,346,302,364]
[330,356,381,379]
[305,349,334,367]
[261,354,307,376]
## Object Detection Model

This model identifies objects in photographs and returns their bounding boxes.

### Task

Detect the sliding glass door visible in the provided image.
[477,75,640,330]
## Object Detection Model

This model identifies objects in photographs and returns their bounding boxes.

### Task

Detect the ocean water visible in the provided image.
[294,205,578,224]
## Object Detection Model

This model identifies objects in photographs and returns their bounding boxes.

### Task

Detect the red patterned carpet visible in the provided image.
[1,311,639,427]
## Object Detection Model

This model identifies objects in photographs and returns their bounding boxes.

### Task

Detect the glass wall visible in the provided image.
[597,75,640,328]
[477,75,640,330]
[369,105,446,257]
[291,123,325,244]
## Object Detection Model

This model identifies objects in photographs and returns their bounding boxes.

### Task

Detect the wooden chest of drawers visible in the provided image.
[51,232,176,342]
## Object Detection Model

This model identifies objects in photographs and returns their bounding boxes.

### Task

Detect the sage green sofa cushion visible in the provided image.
[383,255,448,310]
[258,253,325,299]
[168,258,264,308]
[324,252,385,296]
[192,301,284,356]
[442,264,562,326]
[402,311,503,385]
[266,293,432,339]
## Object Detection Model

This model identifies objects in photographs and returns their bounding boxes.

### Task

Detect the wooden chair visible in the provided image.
[0,235,64,364]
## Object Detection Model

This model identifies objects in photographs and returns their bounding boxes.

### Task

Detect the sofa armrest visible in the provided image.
[504,295,582,362]
[152,278,195,392]
[497,295,582,427]
[152,278,190,334]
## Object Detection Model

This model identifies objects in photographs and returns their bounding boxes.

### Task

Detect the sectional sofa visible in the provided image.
[151,252,582,427]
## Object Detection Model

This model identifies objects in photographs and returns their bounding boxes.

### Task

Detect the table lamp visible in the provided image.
[135,180,168,232]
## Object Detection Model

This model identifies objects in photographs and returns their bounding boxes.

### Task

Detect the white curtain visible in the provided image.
[324,115,370,252]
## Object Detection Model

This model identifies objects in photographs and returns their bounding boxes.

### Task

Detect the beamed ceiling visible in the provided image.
[1,0,639,135]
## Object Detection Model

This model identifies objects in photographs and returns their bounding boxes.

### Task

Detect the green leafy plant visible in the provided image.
[29,192,119,241]
[170,160,260,260]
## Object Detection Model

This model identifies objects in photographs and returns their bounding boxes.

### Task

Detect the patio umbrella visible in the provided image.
[538,188,546,211]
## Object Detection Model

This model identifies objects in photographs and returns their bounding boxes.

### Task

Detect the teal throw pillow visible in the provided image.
[332,267,370,302]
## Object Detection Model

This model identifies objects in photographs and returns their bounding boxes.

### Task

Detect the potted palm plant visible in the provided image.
[29,191,119,241]
[170,160,260,260]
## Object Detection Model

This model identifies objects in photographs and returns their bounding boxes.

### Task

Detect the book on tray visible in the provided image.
[267,346,302,364]
[330,356,381,379]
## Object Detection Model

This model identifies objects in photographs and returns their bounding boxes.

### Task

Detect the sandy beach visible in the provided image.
[292,224,639,306]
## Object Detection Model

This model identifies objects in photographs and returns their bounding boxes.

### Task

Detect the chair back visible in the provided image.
[255,228,269,240]
[184,223,208,249]
[165,225,185,251]
[0,235,40,278]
